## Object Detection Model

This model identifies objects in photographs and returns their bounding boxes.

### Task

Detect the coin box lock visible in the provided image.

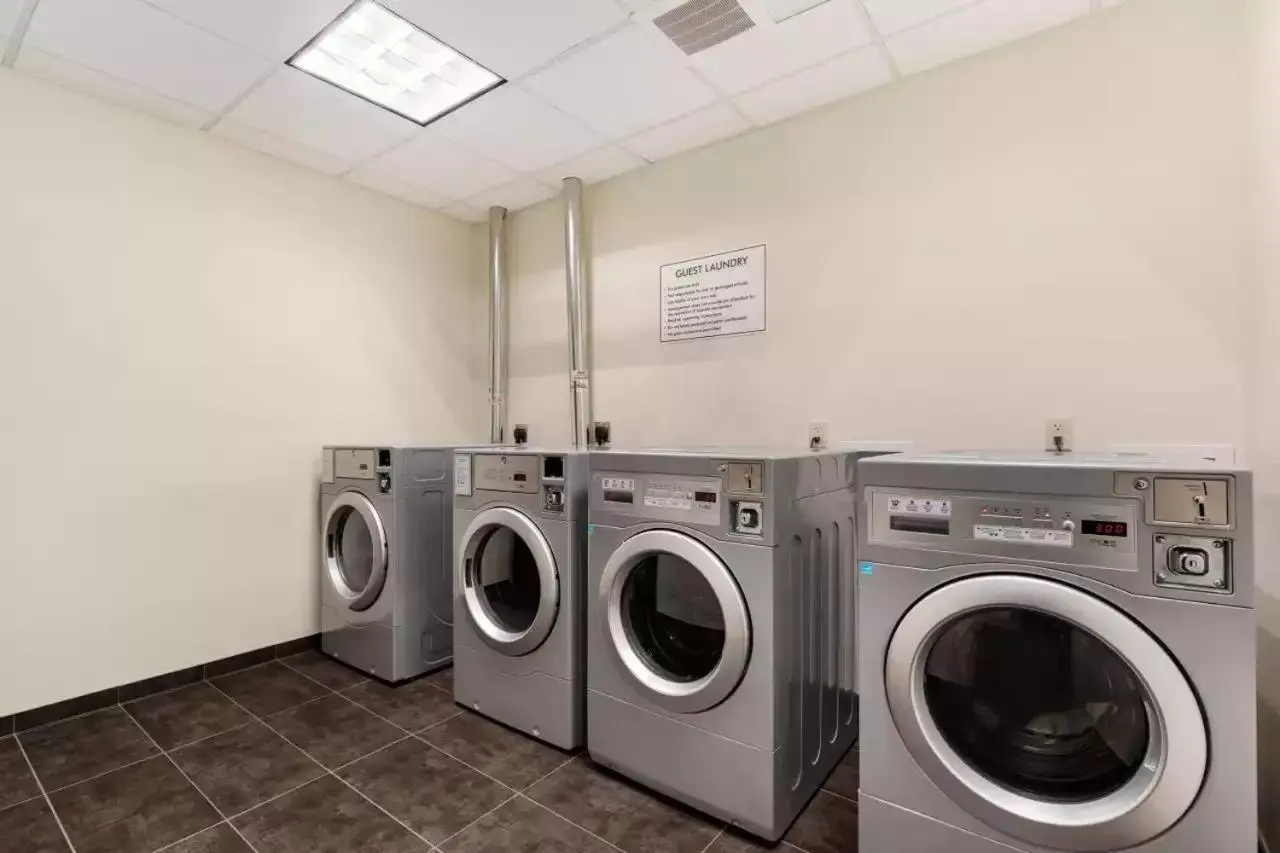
[1154,534,1230,592]
[732,501,763,535]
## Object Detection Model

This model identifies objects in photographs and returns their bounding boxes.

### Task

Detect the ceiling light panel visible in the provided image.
[289,0,503,125]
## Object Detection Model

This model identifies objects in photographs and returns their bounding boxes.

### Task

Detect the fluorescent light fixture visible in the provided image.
[289,0,503,125]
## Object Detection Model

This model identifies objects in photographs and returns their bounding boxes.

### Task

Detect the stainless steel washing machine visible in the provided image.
[587,449,873,841]
[857,452,1256,853]
[452,447,588,749]
[319,446,454,682]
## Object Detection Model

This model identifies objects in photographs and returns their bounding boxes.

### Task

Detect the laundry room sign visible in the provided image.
[659,244,766,342]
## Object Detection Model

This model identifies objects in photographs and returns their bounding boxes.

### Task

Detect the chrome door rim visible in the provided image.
[457,507,559,656]
[599,529,751,714]
[885,573,1206,852]
[322,491,388,612]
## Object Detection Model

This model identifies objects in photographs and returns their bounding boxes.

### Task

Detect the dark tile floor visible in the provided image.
[0,652,858,853]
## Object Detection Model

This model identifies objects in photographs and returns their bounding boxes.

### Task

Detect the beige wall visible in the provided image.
[0,70,485,715]
[1247,0,1280,846]
[503,0,1248,456]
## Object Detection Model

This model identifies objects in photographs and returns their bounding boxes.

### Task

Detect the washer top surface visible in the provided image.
[861,450,1244,474]
[592,445,848,462]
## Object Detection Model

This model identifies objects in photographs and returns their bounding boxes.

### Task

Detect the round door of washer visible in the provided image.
[885,572,1207,852]
[322,491,389,612]
[458,507,559,656]
[599,529,751,714]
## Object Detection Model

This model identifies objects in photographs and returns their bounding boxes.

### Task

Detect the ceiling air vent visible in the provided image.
[654,0,756,56]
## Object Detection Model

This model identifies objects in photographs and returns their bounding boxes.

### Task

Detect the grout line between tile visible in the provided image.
[699,827,726,853]
[433,792,519,848]
[119,702,263,853]
[818,787,856,806]
[518,793,628,853]
[413,736,519,794]
[0,793,44,813]
[13,729,79,853]
[205,678,434,848]
[42,748,160,797]
[148,820,233,853]
[330,734,412,773]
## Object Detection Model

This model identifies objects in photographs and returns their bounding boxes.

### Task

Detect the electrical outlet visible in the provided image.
[809,421,829,451]
[1045,418,1074,453]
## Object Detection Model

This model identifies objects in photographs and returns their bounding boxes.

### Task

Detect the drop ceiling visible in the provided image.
[0,0,1129,222]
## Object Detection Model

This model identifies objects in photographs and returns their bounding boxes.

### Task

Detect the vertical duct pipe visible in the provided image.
[488,206,509,444]
[563,178,592,449]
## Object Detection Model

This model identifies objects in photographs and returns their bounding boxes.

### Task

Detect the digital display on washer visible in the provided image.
[1081,520,1129,538]
[694,491,718,504]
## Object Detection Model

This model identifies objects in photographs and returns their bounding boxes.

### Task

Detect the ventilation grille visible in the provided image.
[654,0,756,56]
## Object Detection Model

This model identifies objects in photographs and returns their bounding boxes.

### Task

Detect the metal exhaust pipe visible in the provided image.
[562,178,593,449]
[488,206,509,444]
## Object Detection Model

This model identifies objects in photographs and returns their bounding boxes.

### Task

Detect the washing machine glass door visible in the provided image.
[885,572,1207,852]
[458,507,559,656]
[322,492,389,611]
[600,529,750,714]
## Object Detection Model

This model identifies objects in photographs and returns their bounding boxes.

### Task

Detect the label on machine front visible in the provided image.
[887,495,952,517]
[974,525,1073,547]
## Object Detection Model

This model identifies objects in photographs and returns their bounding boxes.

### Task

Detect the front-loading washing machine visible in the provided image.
[856,452,1256,853]
[452,447,588,749]
[587,448,875,841]
[319,446,454,682]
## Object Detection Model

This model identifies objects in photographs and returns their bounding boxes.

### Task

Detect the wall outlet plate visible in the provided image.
[1045,418,1074,453]
[809,421,829,451]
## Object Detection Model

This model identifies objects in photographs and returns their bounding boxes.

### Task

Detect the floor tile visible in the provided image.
[439,796,615,852]
[527,757,720,853]
[232,775,429,853]
[118,666,205,703]
[821,746,858,802]
[342,677,457,732]
[165,823,255,853]
[171,721,324,816]
[705,828,789,851]
[783,791,857,853]
[204,648,276,680]
[125,683,253,750]
[420,712,570,790]
[19,707,158,791]
[15,688,119,732]
[0,797,71,853]
[425,666,453,693]
[339,737,511,844]
[279,652,368,691]
[210,664,328,718]
[0,736,40,810]
[267,696,402,770]
[49,755,219,853]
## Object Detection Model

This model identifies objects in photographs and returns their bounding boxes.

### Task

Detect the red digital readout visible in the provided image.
[1081,520,1128,537]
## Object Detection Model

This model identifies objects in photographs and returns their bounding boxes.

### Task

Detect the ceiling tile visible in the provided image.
[386,0,626,79]
[144,0,352,61]
[466,177,558,212]
[693,1,872,94]
[225,67,418,162]
[623,103,751,161]
[23,0,273,112]
[345,169,452,210]
[537,145,648,186]
[0,0,25,37]
[734,46,892,124]
[211,120,353,175]
[442,202,488,223]
[861,0,973,36]
[431,85,604,172]
[524,24,719,138]
[14,47,216,128]
[349,130,516,201]
[886,0,1090,76]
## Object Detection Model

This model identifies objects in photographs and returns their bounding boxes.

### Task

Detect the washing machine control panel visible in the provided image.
[869,489,1140,570]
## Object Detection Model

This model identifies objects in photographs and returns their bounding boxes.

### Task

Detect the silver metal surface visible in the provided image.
[563,177,592,449]
[885,573,1205,852]
[599,529,750,713]
[1154,534,1230,592]
[457,506,559,656]
[321,490,388,610]
[488,206,508,444]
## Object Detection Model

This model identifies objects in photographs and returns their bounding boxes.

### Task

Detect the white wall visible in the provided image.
[502,0,1248,455]
[1246,0,1280,846]
[0,70,485,715]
